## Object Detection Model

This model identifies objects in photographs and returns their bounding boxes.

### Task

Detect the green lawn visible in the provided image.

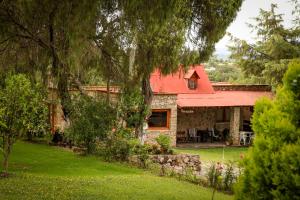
[0,142,233,200]
[174,147,249,162]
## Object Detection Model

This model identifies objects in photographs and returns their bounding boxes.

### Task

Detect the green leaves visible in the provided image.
[235,60,300,199]
[66,96,117,153]
[0,74,48,136]
[229,2,300,87]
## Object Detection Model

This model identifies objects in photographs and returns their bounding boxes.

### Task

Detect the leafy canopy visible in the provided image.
[229,2,300,87]
[235,59,300,199]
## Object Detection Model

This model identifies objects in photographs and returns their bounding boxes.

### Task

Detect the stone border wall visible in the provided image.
[129,154,201,176]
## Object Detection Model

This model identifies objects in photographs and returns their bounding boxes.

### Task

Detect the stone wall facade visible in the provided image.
[146,94,177,146]
[129,154,201,176]
[177,107,217,132]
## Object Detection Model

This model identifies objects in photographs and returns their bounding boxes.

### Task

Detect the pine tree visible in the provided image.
[229,2,300,87]
[235,59,300,199]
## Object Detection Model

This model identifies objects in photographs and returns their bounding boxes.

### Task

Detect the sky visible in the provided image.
[214,0,295,59]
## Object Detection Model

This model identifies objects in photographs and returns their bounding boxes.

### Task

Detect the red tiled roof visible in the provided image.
[184,69,200,79]
[177,91,273,107]
[150,65,214,94]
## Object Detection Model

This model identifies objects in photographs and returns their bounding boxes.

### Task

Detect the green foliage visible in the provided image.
[102,135,131,162]
[66,96,116,153]
[98,128,135,162]
[155,134,172,154]
[205,55,242,83]
[229,3,300,87]
[97,129,151,164]
[118,86,148,128]
[129,139,151,168]
[0,74,47,173]
[207,162,223,188]
[0,142,234,200]
[24,84,49,141]
[223,161,237,192]
[235,59,300,199]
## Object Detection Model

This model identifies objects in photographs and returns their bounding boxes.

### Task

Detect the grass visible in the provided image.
[0,141,234,200]
[174,147,249,162]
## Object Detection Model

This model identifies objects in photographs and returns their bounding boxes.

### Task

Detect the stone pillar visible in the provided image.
[230,107,241,145]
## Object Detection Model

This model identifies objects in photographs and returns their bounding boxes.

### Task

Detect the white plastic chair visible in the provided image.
[188,128,197,142]
[240,131,252,145]
[209,128,220,142]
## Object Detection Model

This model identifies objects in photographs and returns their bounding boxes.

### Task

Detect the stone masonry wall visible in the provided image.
[129,154,201,176]
[146,94,177,146]
[177,107,217,132]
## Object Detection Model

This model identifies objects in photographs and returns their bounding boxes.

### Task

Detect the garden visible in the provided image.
[0,141,234,200]
[0,1,300,199]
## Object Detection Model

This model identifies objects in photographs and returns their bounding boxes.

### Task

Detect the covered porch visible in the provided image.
[176,106,253,146]
[174,91,273,146]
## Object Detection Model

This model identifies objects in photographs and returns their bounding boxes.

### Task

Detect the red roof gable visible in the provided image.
[184,69,200,79]
[150,65,215,94]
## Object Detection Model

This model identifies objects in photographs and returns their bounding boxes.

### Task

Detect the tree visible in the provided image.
[117,0,243,138]
[234,59,300,199]
[24,84,49,141]
[0,74,47,175]
[204,55,242,83]
[0,0,243,141]
[66,96,116,154]
[229,2,300,87]
[0,0,99,119]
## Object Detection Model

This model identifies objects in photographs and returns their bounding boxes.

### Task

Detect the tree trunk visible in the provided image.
[106,65,111,104]
[135,75,153,141]
[2,136,12,174]
[57,67,72,121]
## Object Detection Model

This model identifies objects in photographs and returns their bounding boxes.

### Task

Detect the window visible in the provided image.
[216,108,230,122]
[188,79,197,89]
[148,109,170,129]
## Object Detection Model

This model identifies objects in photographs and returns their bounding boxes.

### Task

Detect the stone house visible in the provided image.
[146,65,272,146]
[49,65,272,146]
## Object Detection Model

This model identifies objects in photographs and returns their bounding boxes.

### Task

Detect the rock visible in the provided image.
[174,166,183,173]
[164,163,171,168]
[183,157,189,163]
[159,157,164,164]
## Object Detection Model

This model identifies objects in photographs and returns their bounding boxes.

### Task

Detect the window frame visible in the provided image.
[188,78,197,90]
[148,109,171,130]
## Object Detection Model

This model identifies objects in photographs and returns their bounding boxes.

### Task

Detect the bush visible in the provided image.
[66,96,116,154]
[103,135,131,161]
[235,59,300,199]
[155,134,172,154]
[222,161,236,192]
[0,74,48,174]
[129,139,150,168]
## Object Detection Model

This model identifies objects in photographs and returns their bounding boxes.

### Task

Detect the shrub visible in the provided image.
[235,59,300,199]
[129,139,150,168]
[0,74,48,174]
[207,162,223,200]
[222,161,236,191]
[66,96,116,154]
[155,134,172,154]
[103,134,131,161]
